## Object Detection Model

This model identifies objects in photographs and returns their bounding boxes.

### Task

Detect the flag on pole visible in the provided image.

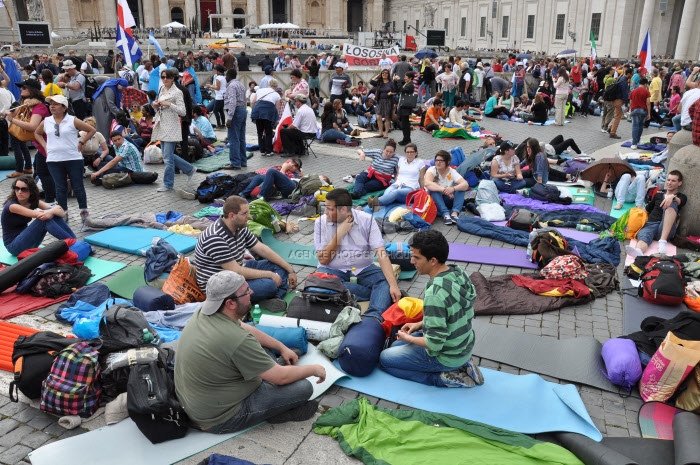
[116,0,142,68]
[638,29,652,74]
[589,29,597,69]
[149,32,165,58]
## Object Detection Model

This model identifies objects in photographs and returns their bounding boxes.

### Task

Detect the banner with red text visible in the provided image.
[342,43,400,67]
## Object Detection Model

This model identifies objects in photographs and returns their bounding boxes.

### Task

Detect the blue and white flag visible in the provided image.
[149,32,165,58]
[116,0,142,67]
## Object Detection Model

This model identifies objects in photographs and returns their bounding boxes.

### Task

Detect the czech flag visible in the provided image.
[116,0,142,67]
[638,29,651,75]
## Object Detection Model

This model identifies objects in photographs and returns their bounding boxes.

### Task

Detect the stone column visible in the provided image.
[219,0,233,32]
[258,0,269,25]
[668,143,700,236]
[638,0,655,51]
[142,0,155,28]
[246,0,257,26]
[184,0,197,29]
[297,0,307,28]
[675,0,698,60]
[666,127,693,170]
[159,0,171,27]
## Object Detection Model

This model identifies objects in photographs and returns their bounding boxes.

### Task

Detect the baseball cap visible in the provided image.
[264,65,273,72]
[497,140,516,154]
[46,94,69,107]
[200,271,246,316]
[61,59,76,69]
[334,63,344,68]
[15,79,41,91]
[544,144,556,157]
[295,94,308,102]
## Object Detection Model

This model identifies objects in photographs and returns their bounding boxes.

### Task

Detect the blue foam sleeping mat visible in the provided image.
[84,226,197,255]
[334,363,602,440]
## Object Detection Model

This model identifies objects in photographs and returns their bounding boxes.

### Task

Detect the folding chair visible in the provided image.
[301,134,317,158]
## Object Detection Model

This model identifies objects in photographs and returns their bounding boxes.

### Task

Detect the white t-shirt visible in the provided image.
[394,156,424,190]
[214,75,227,100]
[139,68,151,91]
[44,115,82,162]
[426,166,463,188]
[378,58,393,70]
[680,88,700,126]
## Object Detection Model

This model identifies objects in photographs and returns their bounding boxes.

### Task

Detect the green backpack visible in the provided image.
[247,199,282,236]
[290,174,325,204]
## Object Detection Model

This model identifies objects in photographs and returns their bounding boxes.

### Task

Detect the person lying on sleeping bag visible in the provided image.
[1,175,76,256]
[379,230,484,388]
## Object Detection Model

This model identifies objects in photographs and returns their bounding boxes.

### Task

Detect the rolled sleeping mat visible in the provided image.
[0,241,69,294]
[254,325,308,355]
[0,157,16,170]
[600,438,673,465]
[673,412,700,465]
[553,432,639,465]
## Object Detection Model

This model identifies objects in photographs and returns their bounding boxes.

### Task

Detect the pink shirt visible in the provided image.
[669,93,681,115]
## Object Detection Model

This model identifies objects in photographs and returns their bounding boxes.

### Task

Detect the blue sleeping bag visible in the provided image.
[338,317,386,377]
[133,286,175,312]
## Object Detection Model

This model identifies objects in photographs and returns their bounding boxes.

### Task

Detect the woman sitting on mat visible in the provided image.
[527,94,549,125]
[367,142,426,210]
[1,175,75,256]
[490,141,526,193]
[484,91,513,119]
[351,139,400,199]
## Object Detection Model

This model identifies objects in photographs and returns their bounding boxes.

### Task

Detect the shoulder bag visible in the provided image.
[398,93,417,109]
[8,105,36,142]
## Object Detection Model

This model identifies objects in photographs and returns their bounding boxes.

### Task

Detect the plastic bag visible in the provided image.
[640,332,700,402]
[161,255,205,305]
[73,317,101,339]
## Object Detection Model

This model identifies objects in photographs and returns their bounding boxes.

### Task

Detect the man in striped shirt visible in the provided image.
[194,196,297,310]
[379,230,484,388]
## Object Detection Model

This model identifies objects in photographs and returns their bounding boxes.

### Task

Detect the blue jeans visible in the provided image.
[203,379,312,434]
[637,203,679,245]
[321,129,350,143]
[245,259,288,302]
[316,264,391,319]
[258,169,297,200]
[357,114,376,128]
[430,190,466,216]
[228,107,247,168]
[378,185,414,206]
[672,114,682,131]
[240,174,265,198]
[353,171,385,197]
[493,178,526,194]
[5,216,76,256]
[379,333,459,387]
[614,173,646,207]
[418,82,431,103]
[162,141,194,189]
[10,135,31,172]
[47,160,88,211]
[631,108,647,146]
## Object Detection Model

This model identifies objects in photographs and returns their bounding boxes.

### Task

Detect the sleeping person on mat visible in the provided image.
[1,175,76,256]
[379,230,484,388]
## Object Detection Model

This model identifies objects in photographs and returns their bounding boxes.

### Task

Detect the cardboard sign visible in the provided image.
[342,43,399,67]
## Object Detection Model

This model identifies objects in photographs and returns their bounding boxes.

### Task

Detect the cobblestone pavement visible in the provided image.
[0,110,661,464]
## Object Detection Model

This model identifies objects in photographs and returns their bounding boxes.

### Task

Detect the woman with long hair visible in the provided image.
[499,88,515,113]
[1,175,75,256]
[205,65,226,128]
[151,68,196,192]
[369,68,396,138]
[3,80,55,205]
[305,57,320,99]
[435,63,459,110]
[553,66,570,126]
[183,58,202,104]
[320,99,357,146]
[367,142,425,210]
[80,116,110,171]
[135,104,155,146]
[527,94,549,125]
[34,94,96,222]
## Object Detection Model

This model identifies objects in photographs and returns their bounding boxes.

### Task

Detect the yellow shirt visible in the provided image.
[130,110,143,122]
[43,83,63,98]
[649,76,662,103]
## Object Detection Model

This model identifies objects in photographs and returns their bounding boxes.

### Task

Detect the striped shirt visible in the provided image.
[194,219,258,290]
[363,149,399,176]
[423,265,476,367]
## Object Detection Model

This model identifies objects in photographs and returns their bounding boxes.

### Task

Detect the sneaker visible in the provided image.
[267,400,320,424]
[336,139,359,147]
[176,188,197,200]
[515,189,527,196]
[609,133,621,139]
[156,186,173,192]
[569,169,581,183]
[450,212,460,223]
[261,152,274,157]
[658,240,667,254]
[440,358,484,388]
[630,145,638,150]
[443,214,453,225]
[257,298,287,313]
[601,128,608,134]
[186,168,196,184]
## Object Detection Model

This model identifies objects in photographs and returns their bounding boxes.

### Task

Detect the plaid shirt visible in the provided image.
[224,79,246,120]
[114,140,144,172]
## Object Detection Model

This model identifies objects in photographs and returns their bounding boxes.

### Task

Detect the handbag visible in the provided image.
[399,93,417,109]
[8,105,35,142]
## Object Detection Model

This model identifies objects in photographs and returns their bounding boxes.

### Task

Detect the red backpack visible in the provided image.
[405,189,437,224]
[638,257,686,306]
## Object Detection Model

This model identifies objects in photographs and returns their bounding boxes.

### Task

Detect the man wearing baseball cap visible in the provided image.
[329,63,351,106]
[175,271,326,433]
[57,59,87,119]
[280,94,318,156]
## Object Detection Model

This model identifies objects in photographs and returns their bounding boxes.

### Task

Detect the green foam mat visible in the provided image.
[192,149,232,172]
[347,183,387,206]
[609,200,635,219]
[105,265,147,300]
[398,269,417,280]
[83,257,127,284]
[260,228,318,267]
[563,186,595,205]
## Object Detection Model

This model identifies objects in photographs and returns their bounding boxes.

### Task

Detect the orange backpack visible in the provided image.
[405,189,437,224]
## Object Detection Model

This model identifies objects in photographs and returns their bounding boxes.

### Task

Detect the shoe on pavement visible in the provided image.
[156,186,173,192]
[176,188,197,200]
[6,171,23,178]
[450,212,460,223]
[443,214,453,225]
[601,128,608,134]
[609,133,621,139]
[630,145,638,150]
[79,209,90,222]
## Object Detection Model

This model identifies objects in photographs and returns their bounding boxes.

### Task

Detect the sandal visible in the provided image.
[6,172,23,178]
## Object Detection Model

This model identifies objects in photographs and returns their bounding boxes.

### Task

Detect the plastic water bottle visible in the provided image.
[607,186,613,200]
[142,328,154,344]
[349,267,358,284]
[270,215,281,233]
[576,224,595,231]
[526,243,533,261]
[252,304,262,324]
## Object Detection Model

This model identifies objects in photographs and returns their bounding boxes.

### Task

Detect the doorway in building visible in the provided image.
[171,7,184,24]
[126,0,141,28]
[271,0,288,23]
[347,0,362,32]
[233,8,245,28]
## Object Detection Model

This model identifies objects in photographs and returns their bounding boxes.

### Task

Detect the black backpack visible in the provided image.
[529,183,572,205]
[127,348,188,444]
[9,331,85,402]
[99,303,160,354]
[286,273,357,323]
[507,208,540,232]
[603,80,621,102]
[30,264,92,298]
[101,346,162,403]
[196,173,237,203]
[85,76,99,100]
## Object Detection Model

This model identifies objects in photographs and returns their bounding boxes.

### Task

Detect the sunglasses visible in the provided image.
[54,123,60,137]
[13,186,29,193]
[160,75,171,79]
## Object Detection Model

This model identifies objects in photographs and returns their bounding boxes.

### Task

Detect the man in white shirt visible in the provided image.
[674,87,700,131]
[280,95,318,156]
[378,53,393,71]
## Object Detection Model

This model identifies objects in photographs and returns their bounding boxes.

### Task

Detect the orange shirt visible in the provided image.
[425,107,444,126]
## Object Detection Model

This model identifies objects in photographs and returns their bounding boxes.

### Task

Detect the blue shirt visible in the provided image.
[484,96,498,114]
[194,115,216,140]
[534,152,549,184]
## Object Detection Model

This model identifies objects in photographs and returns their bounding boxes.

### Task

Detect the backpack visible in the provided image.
[475,180,501,206]
[85,75,99,100]
[530,230,570,268]
[99,303,160,354]
[290,174,324,204]
[196,173,237,203]
[9,332,84,402]
[101,172,132,189]
[31,264,92,298]
[625,255,653,280]
[529,183,562,202]
[625,207,649,239]
[248,198,282,230]
[507,208,540,232]
[130,171,159,184]
[286,272,357,323]
[541,254,589,280]
[638,257,686,306]
[40,341,102,418]
[603,80,621,101]
[645,186,660,204]
[589,79,599,96]
[127,349,188,444]
[405,189,437,224]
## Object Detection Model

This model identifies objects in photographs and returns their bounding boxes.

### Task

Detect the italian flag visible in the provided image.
[590,29,597,69]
